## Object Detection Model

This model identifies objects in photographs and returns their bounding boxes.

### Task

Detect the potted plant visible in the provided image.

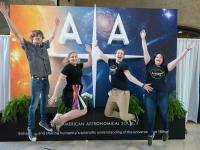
[1,95,30,123]
[167,94,186,122]
[127,94,186,122]
[1,93,186,123]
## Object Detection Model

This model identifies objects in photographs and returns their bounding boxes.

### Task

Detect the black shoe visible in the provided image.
[148,136,153,146]
[147,133,155,146]
[27,128,37,142]
[162,131,169,141]
[39,121,53,132]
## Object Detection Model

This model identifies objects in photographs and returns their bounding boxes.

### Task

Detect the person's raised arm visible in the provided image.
[140,30,151,64]
[48,18,60,44]
[0,1,24,44]
[48,73,66,105]
[96,46,109,64]
[167,41,196,72]
[83,44,92,68]
[124,70,153,93]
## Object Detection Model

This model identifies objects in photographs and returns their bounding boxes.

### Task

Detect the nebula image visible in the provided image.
[10,6,177,108]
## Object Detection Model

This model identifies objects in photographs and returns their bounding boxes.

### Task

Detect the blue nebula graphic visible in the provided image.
[57,6,177,108]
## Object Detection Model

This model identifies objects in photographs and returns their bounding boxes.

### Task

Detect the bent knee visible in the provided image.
[81,108,87,115]
[104,111,111,117]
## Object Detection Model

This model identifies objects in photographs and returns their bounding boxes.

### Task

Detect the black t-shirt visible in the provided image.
[146,60,168,92]
[61,63,83,87]
[108,59,129,90]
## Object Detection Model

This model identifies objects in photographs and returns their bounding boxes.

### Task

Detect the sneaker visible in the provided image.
[134,114,139,125]
[50,113,62,128]
[127,120,134,126]
[39,121,53,132]
[55,124,62,132]
[126,115,139,126]
[162,131,169,141]
[147,133,155,146]
[148,136,153,146]
[27,128,37,142]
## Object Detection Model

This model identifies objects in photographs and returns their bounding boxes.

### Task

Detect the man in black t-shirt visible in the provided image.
[98,47,153,122]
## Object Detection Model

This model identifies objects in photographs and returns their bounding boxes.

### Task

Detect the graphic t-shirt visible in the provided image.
[108,59,129,90]
[146,60,168,92]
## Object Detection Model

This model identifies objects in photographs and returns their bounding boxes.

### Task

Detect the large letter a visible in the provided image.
[108,14,129,45]
[59,12,82,44]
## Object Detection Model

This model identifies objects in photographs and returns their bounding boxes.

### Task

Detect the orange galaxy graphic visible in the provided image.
[10,5,59,97]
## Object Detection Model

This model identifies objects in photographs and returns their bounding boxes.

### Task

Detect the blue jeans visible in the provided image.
[145,91,169,136]
[28,78,49,130]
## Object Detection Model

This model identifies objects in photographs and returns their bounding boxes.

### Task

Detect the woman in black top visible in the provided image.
[48,44,92,131]
[140,30,195,145]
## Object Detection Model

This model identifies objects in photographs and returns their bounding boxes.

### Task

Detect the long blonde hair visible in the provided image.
[62,52,80,65]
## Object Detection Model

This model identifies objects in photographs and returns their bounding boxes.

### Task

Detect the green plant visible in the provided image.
[56,97,70,114]
[82,95,92,107]
[0,94,186,123]
[127,94,186,121]
[114,95,145,115]
[56,95,92,113]
[167,95,186,121]
[129,95,145,115]
[1,95,31,123]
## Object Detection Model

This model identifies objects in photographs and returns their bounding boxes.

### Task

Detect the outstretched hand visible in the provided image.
[91,40,103,56]
[140,29,146,39]
[143,83,153,93]
[85,44,92,53]
[186,41,196,51]
[0,1,8,15]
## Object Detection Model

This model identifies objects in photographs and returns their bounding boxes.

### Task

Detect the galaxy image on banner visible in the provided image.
[10,5,177,108]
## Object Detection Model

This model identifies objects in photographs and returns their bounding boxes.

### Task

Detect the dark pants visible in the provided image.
[28,78,49,130]
[145,91,169,136]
